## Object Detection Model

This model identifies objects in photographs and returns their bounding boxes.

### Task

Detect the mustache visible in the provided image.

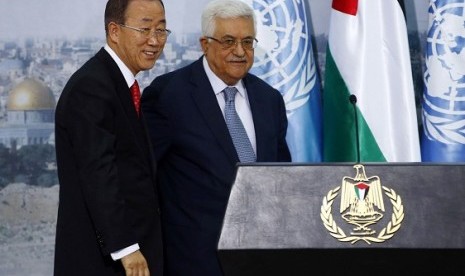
[228,58,247,62]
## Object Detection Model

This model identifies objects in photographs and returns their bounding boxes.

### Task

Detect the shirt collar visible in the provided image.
[202,56,246,97]
[104,44,136,88]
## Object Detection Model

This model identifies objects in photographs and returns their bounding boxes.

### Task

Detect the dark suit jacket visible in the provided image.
[54,48,163,276]
[141,57,291,276]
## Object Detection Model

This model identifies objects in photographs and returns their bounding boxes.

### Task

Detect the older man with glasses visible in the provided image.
[140,0,291,275]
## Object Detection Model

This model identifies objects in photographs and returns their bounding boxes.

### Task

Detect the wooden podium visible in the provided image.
[217,163,465,275]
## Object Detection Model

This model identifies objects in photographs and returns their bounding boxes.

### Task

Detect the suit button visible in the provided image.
[95,231,105,248]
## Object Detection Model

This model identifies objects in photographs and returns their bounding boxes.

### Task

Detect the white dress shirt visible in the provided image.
[202,56,257,154]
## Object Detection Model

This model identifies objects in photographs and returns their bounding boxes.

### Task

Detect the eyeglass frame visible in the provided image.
[118,23,171,41]
[206,36,258,50]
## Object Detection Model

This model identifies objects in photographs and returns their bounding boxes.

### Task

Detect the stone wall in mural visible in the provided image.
[0,184,57,275]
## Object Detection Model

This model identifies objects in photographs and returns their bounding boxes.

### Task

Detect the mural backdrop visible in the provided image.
[0,0,429,275]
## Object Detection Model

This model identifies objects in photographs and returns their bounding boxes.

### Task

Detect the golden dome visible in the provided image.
[7,79,56,111]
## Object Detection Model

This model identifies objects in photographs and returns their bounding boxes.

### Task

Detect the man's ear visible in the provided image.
[200,37,209,55]
[108,22,120,44]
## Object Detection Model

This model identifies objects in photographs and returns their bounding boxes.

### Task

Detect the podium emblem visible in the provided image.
[320,164,404,244]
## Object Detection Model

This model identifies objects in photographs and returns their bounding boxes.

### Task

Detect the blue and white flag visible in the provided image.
[247,0,323,162]
[421,0,465,161]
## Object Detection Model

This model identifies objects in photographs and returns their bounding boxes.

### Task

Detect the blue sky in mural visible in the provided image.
[0,0,429,40]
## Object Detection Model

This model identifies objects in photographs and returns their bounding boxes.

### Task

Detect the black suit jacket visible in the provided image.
[141,57,291,276]
[54,48,163,275]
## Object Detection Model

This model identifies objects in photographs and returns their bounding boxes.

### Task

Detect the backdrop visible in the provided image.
[0,0,429,275]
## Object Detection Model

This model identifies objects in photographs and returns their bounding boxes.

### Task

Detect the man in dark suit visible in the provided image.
[141,0,292,275]
[54,0,170,275]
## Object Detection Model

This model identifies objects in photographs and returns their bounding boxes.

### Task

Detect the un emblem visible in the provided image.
[246,0,318,115]
[422,0,465,145]
[320,165,405,244]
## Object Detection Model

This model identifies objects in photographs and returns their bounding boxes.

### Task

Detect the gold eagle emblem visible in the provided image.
[320,164,405,244]
[340,164,384,235]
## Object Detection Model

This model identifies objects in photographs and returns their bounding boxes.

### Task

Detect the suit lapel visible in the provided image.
[189,59,239,164]
[96,49,149,160]
[243,76,267,162]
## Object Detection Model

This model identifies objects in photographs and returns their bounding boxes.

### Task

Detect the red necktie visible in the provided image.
[130,80,141,117]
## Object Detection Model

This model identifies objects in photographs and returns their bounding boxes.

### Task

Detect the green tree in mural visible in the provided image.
[0,144,11,188]
[16,144,57,186]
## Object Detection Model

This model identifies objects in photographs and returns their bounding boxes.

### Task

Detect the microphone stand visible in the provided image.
[349,94,360,164]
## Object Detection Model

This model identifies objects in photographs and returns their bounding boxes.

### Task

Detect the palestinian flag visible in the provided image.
[323,0,421,162]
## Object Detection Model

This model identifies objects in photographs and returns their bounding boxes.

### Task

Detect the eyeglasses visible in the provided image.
[206,36,258,50]
[118,24,171,41]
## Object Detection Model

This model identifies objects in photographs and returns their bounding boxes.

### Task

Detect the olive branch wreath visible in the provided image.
[320,186,404,244]
[423,111,465,144]
[282,51,317,113]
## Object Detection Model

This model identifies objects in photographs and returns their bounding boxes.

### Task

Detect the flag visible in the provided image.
[420,0,465,162]
[323,0,421,162]
[249,0,323,162]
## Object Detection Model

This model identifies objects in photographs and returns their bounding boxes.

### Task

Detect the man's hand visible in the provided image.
[120,250,150,276]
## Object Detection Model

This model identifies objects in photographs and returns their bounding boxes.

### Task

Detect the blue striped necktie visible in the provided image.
[223,86,256,163]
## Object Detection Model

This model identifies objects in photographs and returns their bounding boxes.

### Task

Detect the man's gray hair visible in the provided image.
[201,0,256,37]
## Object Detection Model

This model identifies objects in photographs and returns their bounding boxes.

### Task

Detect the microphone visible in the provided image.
[349,94,357,105]
[349,94,360,163]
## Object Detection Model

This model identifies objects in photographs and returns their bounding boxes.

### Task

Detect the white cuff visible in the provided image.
[110,243,140,260]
